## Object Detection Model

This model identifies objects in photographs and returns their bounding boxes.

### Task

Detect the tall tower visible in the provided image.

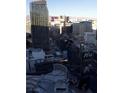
[30,0,49,50]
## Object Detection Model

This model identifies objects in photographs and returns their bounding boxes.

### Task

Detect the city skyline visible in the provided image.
[26,0,97,18]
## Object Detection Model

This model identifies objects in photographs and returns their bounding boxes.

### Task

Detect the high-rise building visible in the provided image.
[72,21,92,42]
[81,21,92,32]
[30,0,49,49]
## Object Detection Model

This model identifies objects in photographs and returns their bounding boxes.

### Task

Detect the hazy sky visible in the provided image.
[26,0,97,18]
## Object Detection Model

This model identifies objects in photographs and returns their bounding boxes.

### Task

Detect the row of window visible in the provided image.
[31,15,48,26]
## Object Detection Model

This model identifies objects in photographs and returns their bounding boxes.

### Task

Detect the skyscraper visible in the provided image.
[30,0,49,49]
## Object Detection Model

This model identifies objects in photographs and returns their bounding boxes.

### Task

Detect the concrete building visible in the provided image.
[80,21,92,32]
[88,19,97,30]
[84,30,97,46]
[92,20,97,30]
[72,21,92,41]
[30,0,49,49]
[26,15,31,33]
[72,23,83,42]
[49,16,72,34]
[69,16,96,23]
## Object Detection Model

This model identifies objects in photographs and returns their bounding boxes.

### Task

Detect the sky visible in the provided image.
[26,0,97,18]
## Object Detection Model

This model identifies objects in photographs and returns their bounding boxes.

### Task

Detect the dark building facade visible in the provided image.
[31,25,49,49]
[62,25,72,35]
[30,0,49,50]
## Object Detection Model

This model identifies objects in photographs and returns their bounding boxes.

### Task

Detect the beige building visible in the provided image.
[26,15,31,33]
[49,16,71,34]
[92,20,97,30]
